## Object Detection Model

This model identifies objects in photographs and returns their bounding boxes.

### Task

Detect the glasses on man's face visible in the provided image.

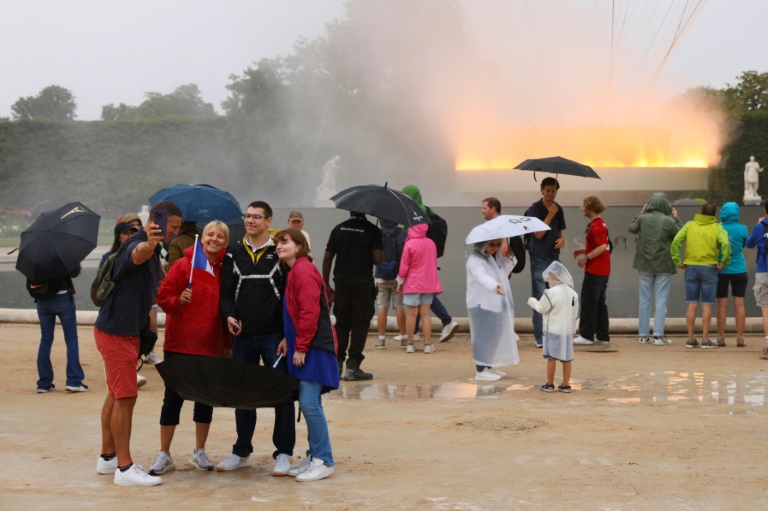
[244,213,264,221]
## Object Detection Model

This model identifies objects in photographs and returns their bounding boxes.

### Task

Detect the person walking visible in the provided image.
[150,221,231,476]
[670,203,731,349]
[572,196,611,345]
[524,177,566,348]
[218,201,296,476]
[716,202,749,347]
[94,200,182,486]
[275,229,339,482]
[628,193,683,345]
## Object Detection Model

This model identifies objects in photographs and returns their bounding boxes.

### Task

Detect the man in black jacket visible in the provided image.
[217,201,296,476]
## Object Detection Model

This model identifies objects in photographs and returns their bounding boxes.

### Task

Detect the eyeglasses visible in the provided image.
[244,214,264,220]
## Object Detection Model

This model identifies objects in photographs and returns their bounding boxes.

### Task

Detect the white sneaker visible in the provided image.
[423,344,436,354]
[114,464,162,486]
[272,453,292,476]
[65,384,89,392]
[288,457,312,477]
[393,334,407,341]
[573,336,594,345]
[295,458,334,482]
[137,374,147,388]
[490,368,507,377]
[413,333,421,342]
[639,336,652,344]
[149,451,175,475]
[475,368,502,381]
[439,321,459,342]
[190,449,214,471]
[374,338,387,349]
[653,336,673,345]
[405,344,415,353]
[145,351,163,365]
[216,454,252,472]
[97,456,118,475]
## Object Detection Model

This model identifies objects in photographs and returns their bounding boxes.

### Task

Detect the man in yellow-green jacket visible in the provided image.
[670,203,731,349]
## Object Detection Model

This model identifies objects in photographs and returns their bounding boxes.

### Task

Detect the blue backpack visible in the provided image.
[376,225,406,280]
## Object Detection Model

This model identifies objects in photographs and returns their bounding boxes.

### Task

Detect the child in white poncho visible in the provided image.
[527,261,579,393]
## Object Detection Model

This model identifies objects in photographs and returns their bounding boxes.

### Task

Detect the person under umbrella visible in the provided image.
[275,229,339,482]
[150,221,231,476]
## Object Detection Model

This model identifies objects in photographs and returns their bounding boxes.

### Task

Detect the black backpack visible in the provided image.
[426,207,448,258]
[508,236,526,273]
[376,225,406,280]
[26,276,68,300]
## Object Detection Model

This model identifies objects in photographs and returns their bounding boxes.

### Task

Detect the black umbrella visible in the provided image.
[16,202,101,282]
[515,156,601,180]
[330,183,430,227]
[155,355,299,409]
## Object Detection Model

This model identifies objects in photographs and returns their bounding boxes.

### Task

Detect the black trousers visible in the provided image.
[334,278,376,367]
[579,273,610,342]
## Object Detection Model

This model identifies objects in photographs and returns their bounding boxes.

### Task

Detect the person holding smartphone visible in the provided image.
[93,201,183,486]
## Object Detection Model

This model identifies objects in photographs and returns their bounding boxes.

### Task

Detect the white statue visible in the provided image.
[317,156,341,200]
[744,155,764,199]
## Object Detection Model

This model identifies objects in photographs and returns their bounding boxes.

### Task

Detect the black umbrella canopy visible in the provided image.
[330,183,430,227]
[515,156,601,179]
[16,202,100,282]
[155,355,299,409]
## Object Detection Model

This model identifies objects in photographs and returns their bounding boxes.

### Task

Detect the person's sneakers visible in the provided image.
[190,449,214,471]
[272,453,292,476]
[573,336,594,345]
[700,339,717,349]
[97,455,118,475]
[37,383,55,393]
[149,451,175,475]
[413,333,421,342]
[295,458,334,482]
[475,368,502,381]
[439,321,459,342]
[423,344,436,354]
[393,334,407,342]
[535,339,543,348]
[685,338,699,348]
[65,384,89,392]
[288,457,313,477]
[144,351,163,365]
[558,384,572,393]
[344,368,373,381]
[114,464,162,486]
[654,336,673,345]
[374,338,387,349]
[137,374,147,388]
[216,454,252,472]
[639,336,652,344]
[490,368,507,377]
[594,339,610,345]
[406,344,415,353]
[539,383,555,393]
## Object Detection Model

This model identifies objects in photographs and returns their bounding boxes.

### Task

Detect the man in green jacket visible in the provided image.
[670,203,731,349]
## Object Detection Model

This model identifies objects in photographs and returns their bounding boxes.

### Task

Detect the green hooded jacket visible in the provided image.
[628,193,684,274]
[670,214,731,268]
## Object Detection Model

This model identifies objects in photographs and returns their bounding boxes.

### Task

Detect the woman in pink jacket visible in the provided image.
[396,223,442,353]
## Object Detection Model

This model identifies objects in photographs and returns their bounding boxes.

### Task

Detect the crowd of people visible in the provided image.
[24,180,768,487]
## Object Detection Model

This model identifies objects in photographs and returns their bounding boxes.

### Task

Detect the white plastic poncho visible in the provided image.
[527,261,579,362]
[465,241,520,368]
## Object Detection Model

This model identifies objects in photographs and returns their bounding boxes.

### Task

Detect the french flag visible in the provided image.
[188,235,214,288]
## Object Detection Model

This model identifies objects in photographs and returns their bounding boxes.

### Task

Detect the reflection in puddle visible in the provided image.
[332,371,768,406]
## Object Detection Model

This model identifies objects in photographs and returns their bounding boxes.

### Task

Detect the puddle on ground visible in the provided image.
[331,371,768,406]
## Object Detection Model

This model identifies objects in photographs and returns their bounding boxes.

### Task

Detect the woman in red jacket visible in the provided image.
[275,229,339,482]
[150,221,231,476]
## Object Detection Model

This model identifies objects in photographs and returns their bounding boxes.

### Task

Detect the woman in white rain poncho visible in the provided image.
[466,239,520,381]
[527,261,579,393]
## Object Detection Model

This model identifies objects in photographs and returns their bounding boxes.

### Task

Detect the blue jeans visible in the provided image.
[414,295,452,332]
[232,332,295,459]
[638,272,672,337]
[684,265,718,306]
[529,256,553,342]
[298,380,334,466]
[36,292,84,389]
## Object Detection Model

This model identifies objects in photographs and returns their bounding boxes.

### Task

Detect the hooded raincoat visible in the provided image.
[397,223,442,294]
[670,214,731,268]
[466,241,519,368]
[527,261,579,362]
[719,202,748,275]
[628,193,684,274]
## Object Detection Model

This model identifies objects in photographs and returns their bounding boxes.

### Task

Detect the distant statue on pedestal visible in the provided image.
[744,155,764,204]
[316,156,341,201]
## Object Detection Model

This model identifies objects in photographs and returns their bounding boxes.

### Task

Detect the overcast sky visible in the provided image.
[0,0,766,121]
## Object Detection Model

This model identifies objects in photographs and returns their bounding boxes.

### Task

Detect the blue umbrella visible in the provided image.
[149,184,242,223]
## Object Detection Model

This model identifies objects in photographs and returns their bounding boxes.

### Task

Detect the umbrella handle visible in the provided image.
[273,353,283,368]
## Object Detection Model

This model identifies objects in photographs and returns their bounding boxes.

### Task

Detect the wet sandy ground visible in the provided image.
[3,322,768,510]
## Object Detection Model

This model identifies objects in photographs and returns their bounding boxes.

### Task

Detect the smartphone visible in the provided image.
[153,210,168,238]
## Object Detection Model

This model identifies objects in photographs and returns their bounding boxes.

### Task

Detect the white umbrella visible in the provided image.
[465,215,550,245]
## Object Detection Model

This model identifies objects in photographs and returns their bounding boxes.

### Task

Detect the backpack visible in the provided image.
[425,207,448,258]
[508,236,527,274]
[26,276,66,300]
[377,226,406,280]
[90,253,118,307]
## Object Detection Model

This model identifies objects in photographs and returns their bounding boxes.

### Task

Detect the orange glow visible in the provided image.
[455,127,710,170]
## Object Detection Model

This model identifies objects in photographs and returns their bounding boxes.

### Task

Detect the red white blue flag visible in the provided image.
[189,235,214,287]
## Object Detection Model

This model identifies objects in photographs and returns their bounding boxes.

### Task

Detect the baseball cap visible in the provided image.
[288,210,303,220]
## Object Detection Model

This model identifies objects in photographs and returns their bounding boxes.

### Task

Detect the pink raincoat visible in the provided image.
[397,223,442,294]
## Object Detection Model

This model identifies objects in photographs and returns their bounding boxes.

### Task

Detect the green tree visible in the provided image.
[11,85,77,121]
[723,70,768,114]
[101,84,217,121]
